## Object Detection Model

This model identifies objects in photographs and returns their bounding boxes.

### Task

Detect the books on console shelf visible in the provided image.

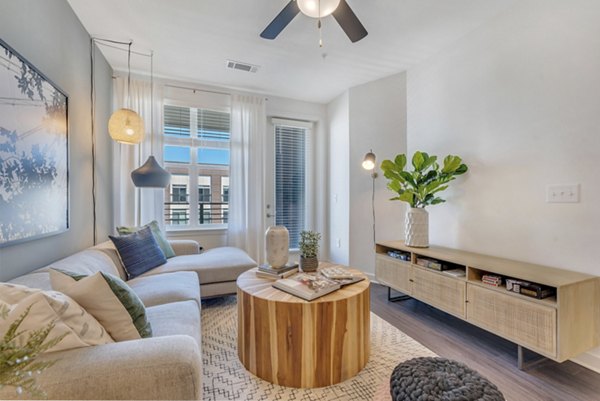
[506,278,555,299]
[442,268,466,278]
[272,273,340,301]
[256,268,299,280]
[387,250,410,261]
[482,274,503,287]
[416,257,444,271]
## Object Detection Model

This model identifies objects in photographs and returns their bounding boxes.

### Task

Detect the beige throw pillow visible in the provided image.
[0,283,114,353]
[49,269,152,341]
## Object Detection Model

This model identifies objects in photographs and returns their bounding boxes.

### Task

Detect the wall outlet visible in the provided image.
[546,184,580,203]
[336,238,341,248]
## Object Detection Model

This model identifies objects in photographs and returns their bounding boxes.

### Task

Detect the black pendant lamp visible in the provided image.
[131,51,171,188]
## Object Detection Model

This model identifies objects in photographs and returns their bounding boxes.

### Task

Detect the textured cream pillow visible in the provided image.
[0,283,114,353]
[50,269,152,341]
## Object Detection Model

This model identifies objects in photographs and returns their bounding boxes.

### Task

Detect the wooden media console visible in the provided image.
[375,240,600,368]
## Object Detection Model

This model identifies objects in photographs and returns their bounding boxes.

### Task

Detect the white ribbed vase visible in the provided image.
[405,208,429,248]
[265,226,289,268]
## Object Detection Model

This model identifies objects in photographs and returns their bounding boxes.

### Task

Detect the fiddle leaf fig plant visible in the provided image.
[381,151,468,208]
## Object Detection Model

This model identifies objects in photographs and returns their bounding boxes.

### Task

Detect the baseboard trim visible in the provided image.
[571,352,600,374]
[365,272,378,284]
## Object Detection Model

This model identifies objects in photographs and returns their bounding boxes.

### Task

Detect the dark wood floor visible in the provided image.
[370,283,600,401]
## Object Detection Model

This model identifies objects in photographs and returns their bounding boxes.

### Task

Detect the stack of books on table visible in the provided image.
[482,274,502,287]
[256,262,299,280]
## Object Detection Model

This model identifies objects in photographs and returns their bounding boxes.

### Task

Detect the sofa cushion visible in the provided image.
[0,283,114,353]
[146,301,200,345]
[44,248,124,279]
[50,269,152,341]
[139,246,257,284]
[117,220,176,259]
[109,226,167,279]
[9,271,53,291]
[127,272,201,307]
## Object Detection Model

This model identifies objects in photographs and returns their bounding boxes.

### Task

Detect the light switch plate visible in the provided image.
[546,184,580,203]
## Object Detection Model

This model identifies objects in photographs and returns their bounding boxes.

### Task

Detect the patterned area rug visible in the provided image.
[201,296,436,401]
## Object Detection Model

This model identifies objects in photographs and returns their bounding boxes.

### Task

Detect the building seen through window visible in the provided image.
[163,104,230,228]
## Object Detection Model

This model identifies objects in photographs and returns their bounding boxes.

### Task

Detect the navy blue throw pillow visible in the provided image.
[109,226,167,279]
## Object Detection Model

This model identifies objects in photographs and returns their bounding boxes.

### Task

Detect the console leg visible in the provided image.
[388,286,411,302]
[517,345,546,370]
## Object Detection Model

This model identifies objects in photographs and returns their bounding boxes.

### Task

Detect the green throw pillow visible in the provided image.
[117,220,175,259]
[49,269,152,341]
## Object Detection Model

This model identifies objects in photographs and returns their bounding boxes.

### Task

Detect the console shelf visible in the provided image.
[375,240,600,364]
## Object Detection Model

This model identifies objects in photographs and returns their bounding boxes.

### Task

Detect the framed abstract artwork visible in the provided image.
[0,38,69,247]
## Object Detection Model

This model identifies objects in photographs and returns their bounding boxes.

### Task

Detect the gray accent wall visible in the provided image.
[0,0,113,281]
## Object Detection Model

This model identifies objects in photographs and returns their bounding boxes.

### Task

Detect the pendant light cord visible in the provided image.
[150,50,154,155]
[127,41,132,109]
[90,38,97,245]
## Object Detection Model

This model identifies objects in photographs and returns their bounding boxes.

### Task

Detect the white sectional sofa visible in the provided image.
[0,240,256,400]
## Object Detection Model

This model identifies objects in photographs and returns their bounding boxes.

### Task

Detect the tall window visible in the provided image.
[274,123,310,248]
[163,104,230,229]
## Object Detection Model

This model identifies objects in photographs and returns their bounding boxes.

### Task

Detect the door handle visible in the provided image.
[266,213,276,218]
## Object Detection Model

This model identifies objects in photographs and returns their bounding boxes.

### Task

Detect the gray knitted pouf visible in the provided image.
[390,357,504,401]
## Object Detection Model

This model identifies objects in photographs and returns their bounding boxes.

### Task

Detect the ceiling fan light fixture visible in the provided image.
[297,0,341,18]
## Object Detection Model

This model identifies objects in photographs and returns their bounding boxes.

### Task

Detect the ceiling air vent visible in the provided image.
[226,60,259,73]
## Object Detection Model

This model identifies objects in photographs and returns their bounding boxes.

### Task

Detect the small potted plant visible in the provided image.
[298,230,321,272]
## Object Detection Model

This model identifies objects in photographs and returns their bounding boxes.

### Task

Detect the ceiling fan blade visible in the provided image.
[332,0,368,43]
[260,1,301,40]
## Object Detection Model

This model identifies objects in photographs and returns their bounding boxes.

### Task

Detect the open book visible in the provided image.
[273,273,340,301]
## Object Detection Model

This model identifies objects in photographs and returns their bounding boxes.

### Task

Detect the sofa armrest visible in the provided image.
[0,335,202,400]
[169,240,201,256]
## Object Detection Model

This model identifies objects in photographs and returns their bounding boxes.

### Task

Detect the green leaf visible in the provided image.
[420,155,437,172]
[442,155,462,173]
[412,151,425,171]
[380,159,395,172]
[398,191,415,205]
[388,180,402,193]
[383,169,403,182]
[431,198,446,205]
[394,154,407,170]
[455,164,468,175]
[399,171,417,188]
[430,185,449,195]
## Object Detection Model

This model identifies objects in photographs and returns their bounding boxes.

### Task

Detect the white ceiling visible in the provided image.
[68,0,517,104]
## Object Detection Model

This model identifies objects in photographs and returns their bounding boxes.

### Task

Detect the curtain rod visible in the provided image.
[164,84,231,97]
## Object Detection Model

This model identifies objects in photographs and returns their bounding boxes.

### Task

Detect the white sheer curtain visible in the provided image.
[228,95,266,263]
[112,77,165,229]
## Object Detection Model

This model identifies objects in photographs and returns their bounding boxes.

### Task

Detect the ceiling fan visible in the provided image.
[260,0,368,43]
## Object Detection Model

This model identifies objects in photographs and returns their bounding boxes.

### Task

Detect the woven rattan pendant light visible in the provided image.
[108,42,143,145]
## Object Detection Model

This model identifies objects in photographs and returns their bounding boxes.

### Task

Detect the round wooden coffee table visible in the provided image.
[237,263,370,388]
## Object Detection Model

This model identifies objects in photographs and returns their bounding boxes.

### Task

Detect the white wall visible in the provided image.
[349,73,407,276]
[0,0,113,281]
[326,73,407,274]
[327,92,350,265]
[407,0,600,371]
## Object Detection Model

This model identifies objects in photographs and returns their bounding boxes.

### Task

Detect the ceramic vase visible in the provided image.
[300,256,319,272]
[265,226,289,268]
[405,207,429,248]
